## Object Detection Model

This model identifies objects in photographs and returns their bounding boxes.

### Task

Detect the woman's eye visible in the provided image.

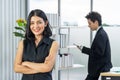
[30,21,42,25]
[38,21,42,24]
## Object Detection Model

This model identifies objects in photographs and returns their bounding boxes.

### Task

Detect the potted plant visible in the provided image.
[13,18,26,38]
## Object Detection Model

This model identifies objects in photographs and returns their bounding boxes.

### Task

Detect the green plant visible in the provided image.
[13,18,27,38]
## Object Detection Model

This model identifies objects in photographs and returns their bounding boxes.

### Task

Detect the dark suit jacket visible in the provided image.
[82,27,112,76]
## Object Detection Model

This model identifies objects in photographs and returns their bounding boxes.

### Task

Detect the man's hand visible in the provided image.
[73,43,82,50]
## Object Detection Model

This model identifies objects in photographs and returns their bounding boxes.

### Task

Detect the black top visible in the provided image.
[22,37,54,80]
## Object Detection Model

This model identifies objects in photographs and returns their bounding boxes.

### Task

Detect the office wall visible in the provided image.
[0,0,27,80]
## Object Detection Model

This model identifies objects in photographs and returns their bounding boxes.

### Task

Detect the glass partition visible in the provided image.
[61,0,90,26]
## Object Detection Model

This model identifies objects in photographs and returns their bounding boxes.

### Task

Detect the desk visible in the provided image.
[100,72,120,80]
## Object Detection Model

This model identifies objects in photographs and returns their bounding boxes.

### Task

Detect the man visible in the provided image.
[77,11,112,80]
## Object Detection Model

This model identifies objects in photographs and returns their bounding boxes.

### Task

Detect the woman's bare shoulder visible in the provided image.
[18,40,24,47]
[52,40,59,46]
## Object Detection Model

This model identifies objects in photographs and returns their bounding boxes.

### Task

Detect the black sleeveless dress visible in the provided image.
[22,37,54,80]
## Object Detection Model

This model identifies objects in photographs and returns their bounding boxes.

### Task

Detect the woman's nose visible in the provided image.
[34,23,39,27]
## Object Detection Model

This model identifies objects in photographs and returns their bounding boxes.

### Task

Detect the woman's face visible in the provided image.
[30,16,47,36]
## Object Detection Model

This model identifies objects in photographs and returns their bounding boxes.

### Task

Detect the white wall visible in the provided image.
[0,0,27,80]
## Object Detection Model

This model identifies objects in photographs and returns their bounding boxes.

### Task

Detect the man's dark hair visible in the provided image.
[25,9,52,41]
[85,11,102,26]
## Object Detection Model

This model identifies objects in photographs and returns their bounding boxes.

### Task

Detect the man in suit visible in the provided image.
[77,11,113,80]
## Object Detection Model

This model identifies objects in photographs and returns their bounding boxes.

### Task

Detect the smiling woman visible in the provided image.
[30,16,47,36]
[14,9,59,80]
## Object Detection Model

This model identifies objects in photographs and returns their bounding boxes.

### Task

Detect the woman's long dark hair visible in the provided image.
[25,9,52,41]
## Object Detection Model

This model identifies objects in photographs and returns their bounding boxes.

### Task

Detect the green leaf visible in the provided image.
[15,26,25,32]
[13,32,25,38]
[17,22,25,27]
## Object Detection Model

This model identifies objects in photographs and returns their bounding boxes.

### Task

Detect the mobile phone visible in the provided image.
[73,43,81,50]
[73,43,79,47]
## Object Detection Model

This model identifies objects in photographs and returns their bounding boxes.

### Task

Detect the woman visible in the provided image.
[14,9,59,80]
